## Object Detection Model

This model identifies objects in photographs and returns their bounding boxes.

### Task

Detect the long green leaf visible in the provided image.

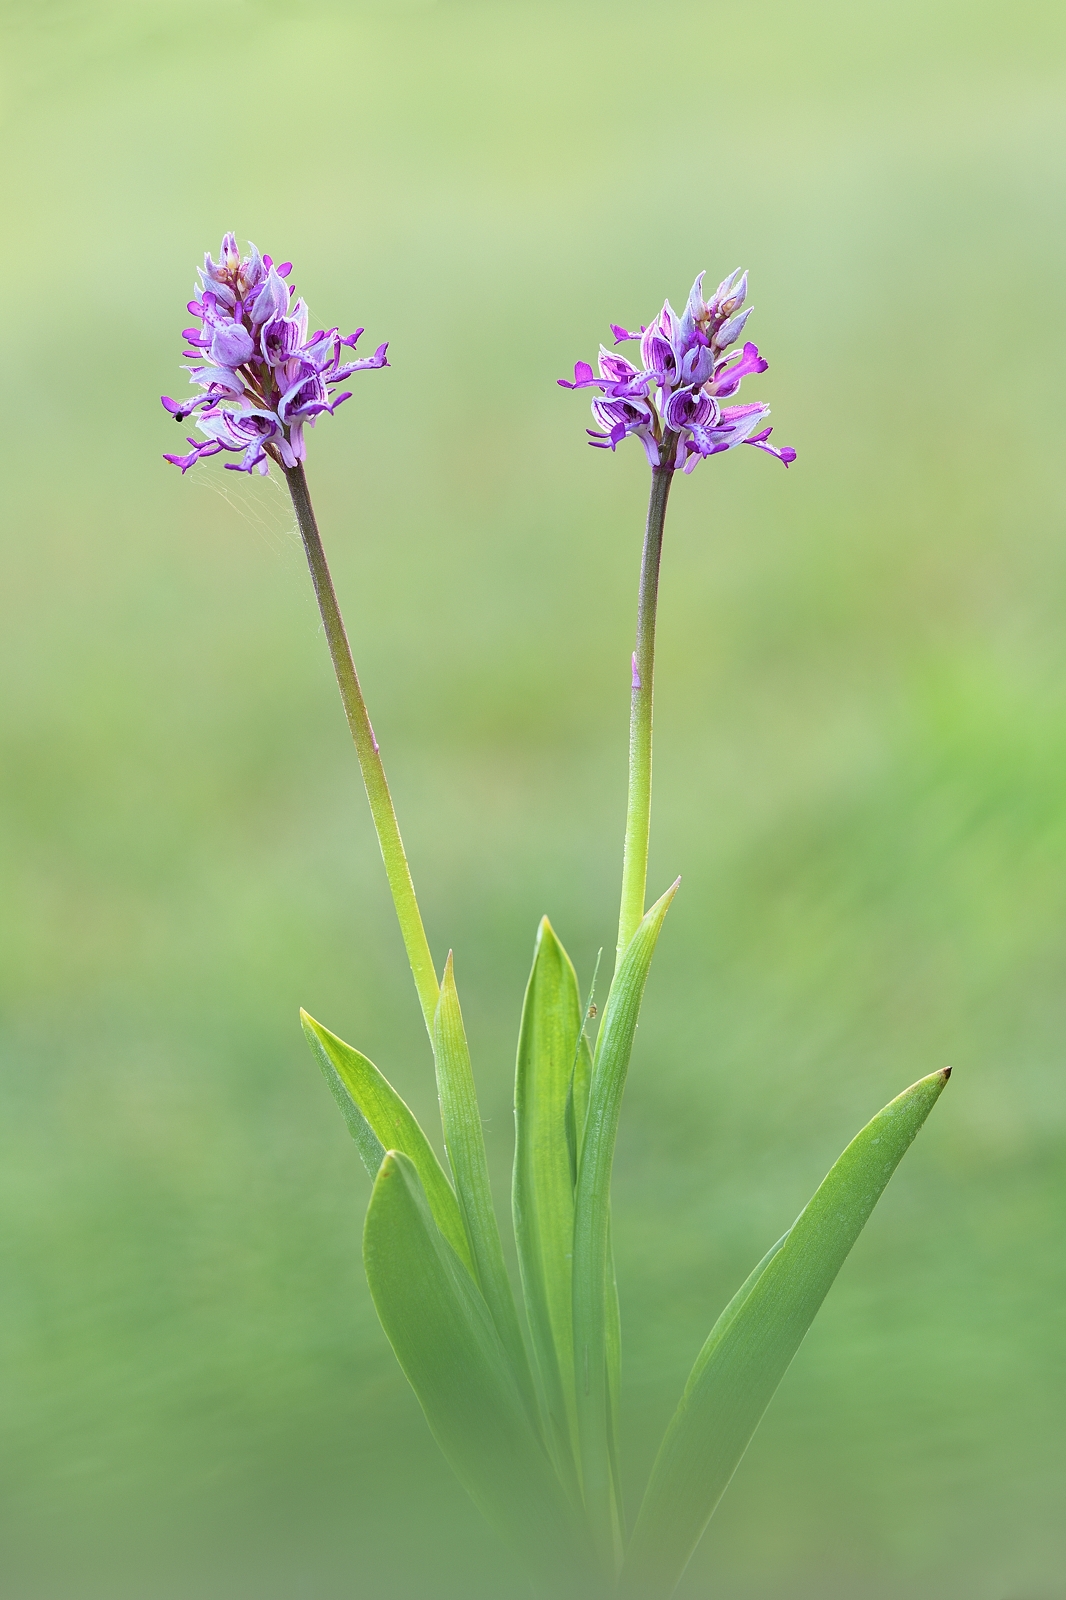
[572,879,680,1569]
[301,1009,474,1276]
[434,954,538,1420]
[363,1150,591,1590]
[621,1066,952,1599]
[513,916,583,1486]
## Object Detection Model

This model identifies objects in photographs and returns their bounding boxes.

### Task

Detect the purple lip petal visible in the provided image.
[601,376,651,399]
[710,340,768,398]
[558,360,598,390]
[161,393,215,422]
[744,425,796,466]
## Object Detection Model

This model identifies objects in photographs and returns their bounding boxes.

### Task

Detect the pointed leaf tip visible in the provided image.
[300,1008,474,1273]
[621,1067,950,1599]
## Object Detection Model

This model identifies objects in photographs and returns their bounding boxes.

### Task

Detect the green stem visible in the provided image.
[615,459,675,969]
[284,462,439,1037]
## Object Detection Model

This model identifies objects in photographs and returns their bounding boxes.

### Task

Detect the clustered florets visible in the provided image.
[558,269,795,473]
[162,234,387,475]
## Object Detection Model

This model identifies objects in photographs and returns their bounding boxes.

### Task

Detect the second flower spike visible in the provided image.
[558,269,796,472]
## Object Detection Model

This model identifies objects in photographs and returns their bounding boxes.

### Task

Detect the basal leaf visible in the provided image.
[301,1010,474,1276]
[621,1067,952,1599]
[434,955,538,1420]
[571,879,680,1567]
[363,1150,591,1590]
[513,916,583,1487]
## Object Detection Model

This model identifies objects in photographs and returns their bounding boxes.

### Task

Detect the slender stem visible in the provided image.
[284,462,439,1036]
[615,460,675,969]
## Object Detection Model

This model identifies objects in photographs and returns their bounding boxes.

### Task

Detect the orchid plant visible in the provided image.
[163,236,950,1599]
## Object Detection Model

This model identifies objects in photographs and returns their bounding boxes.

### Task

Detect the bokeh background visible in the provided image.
[1,1,1064,1595]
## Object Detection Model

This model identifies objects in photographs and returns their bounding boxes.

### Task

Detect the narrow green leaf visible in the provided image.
[363,1150,590,1589]
[621,1067,952,1599]
[301,1009,474,1276]
[434,954,538,1420]
[567,1030,594,1184]
[513,916,583,1484]
[572,879,680,1568]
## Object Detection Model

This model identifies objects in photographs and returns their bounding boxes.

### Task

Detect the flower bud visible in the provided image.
[712,267,744,306]
[717,269,748,318]
[714,305,753,350]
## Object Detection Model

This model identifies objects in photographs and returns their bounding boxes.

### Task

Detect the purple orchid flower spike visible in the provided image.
[558,269,795,473]
[162,234,388,475]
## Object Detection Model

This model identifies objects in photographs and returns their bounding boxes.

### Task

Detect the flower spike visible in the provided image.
[161,234,388,476]
[558,269,794,473]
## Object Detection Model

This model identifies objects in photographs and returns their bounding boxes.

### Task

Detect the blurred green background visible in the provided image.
[1,1,1064,1595]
